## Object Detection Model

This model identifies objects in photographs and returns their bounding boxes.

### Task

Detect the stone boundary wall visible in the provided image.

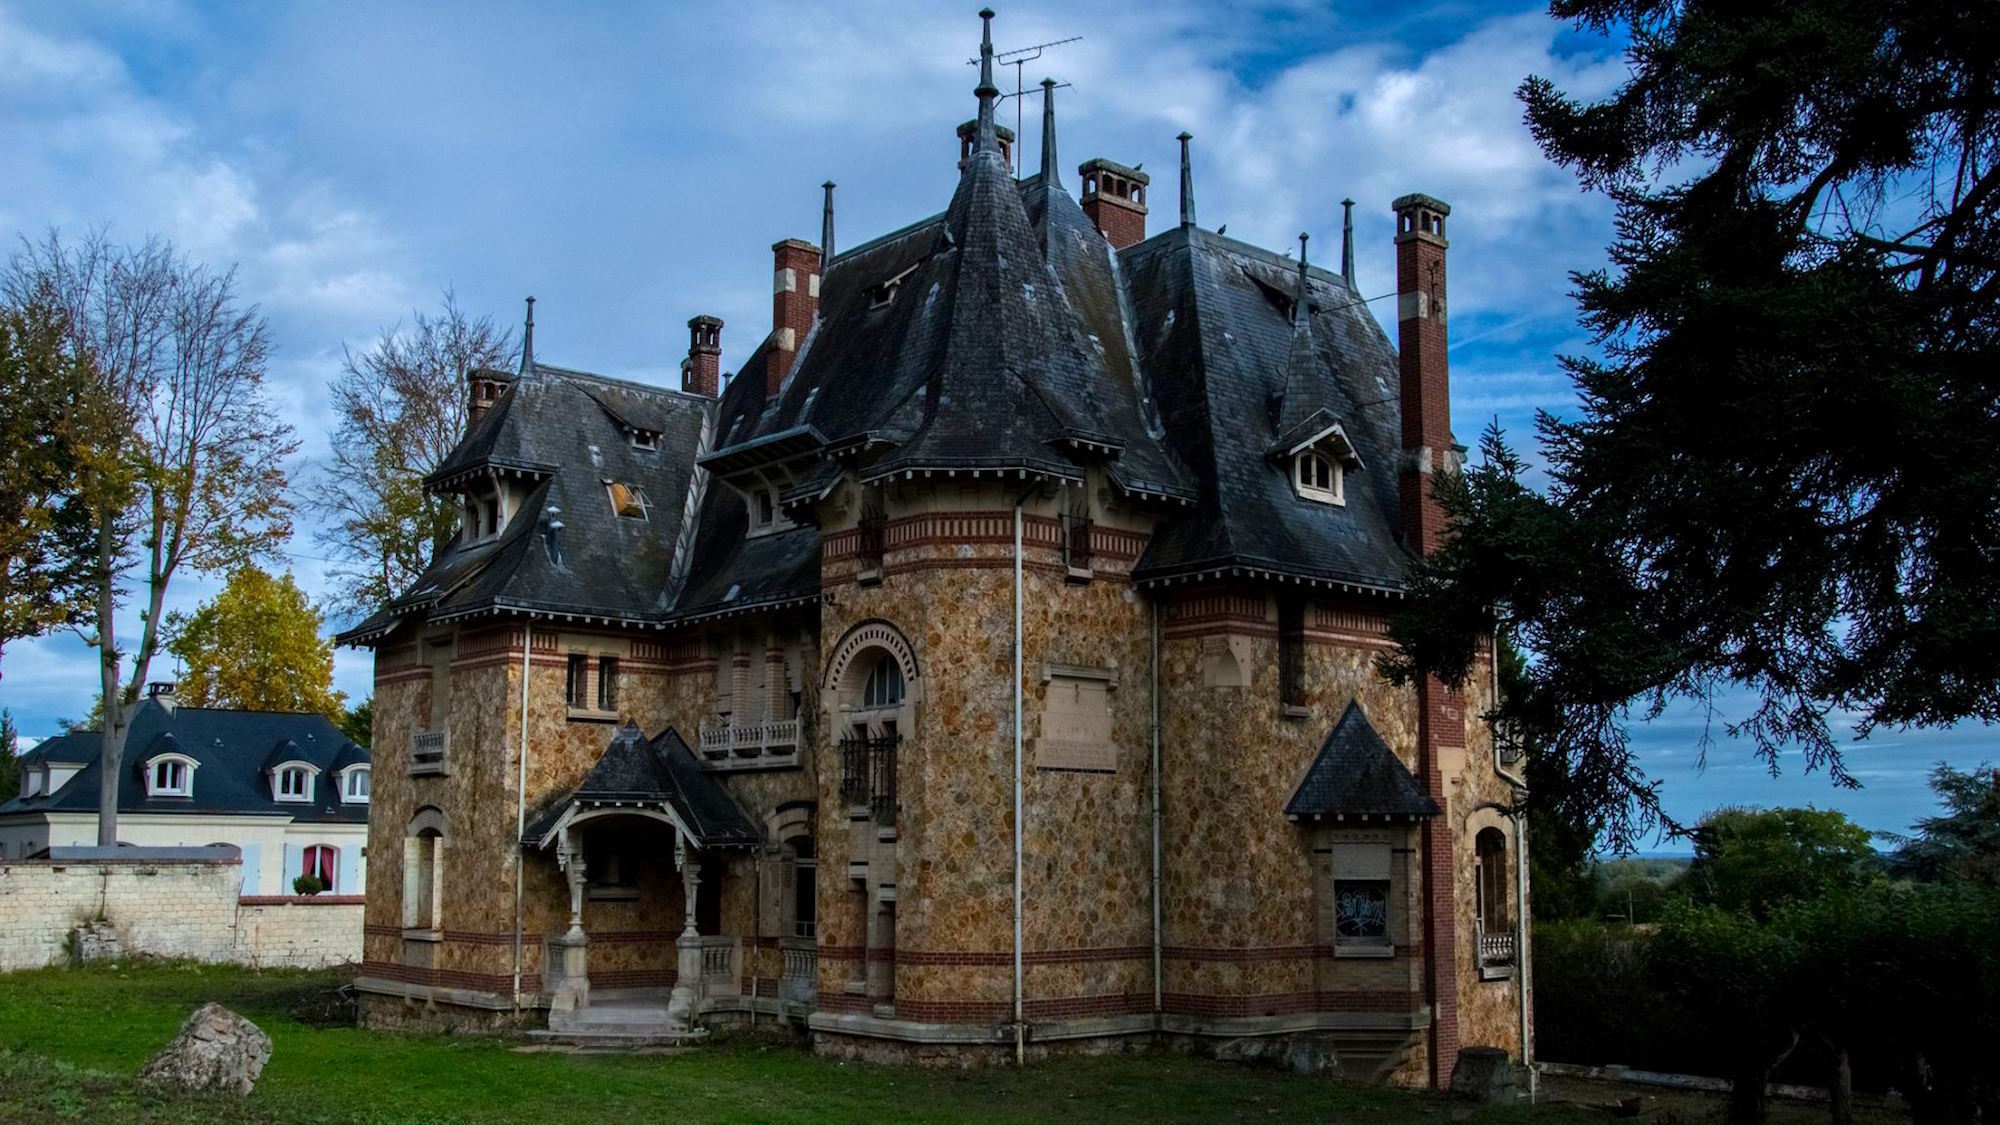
[0,859,362,971]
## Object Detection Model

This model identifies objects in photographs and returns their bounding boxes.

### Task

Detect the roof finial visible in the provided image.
[520,295,536,375]
[1340,198,1356,286]
[1039,78,1059,186]
[1294,233,1310,327]
[821,181,837,264]
[974,8,1000,154]
[1177,131,1196,228]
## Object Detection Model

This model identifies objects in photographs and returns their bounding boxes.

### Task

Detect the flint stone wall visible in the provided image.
[0,858,361,970]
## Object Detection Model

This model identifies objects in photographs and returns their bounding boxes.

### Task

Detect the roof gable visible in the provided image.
[1285,701,1440,821]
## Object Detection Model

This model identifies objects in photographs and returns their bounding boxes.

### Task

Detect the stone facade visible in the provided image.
[356,472,1529,1081]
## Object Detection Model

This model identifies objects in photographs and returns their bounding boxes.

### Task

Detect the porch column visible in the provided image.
[668,834,705,1030]
[551,827,590,1012]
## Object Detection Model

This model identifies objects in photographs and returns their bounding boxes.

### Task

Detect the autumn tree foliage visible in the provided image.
[0,300,109,671]
[3,231,296,845]
[312,293,513,615]
[167,565,344,720]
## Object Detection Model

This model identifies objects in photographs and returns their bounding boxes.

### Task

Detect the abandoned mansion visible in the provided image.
[340,10,1530,1085]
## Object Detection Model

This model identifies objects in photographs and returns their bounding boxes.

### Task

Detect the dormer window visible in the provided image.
[342,767,371,803]
[630,430,659,452]
[754,489,776,529]
[609,482,651,521]
[463,481,507,543]
[145,755,196,798]
[1294,451,1344,506]
[869,263,921,309]
[275,765,314,802]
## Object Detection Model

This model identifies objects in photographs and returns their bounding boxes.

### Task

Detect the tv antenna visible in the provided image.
[969,34,1082,177]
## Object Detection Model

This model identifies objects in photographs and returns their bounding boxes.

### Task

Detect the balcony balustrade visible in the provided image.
[696,715,800,770]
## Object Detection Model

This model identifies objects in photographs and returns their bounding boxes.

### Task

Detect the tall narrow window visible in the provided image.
[565,654,589,708]
[596,656,619,711]
[407,831,441,930]
[1278,598,1306,709]
[792,838,817,939]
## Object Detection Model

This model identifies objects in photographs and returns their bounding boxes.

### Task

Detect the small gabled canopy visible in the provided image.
[1269,410,1365,466]
[1285,701,1440,822]
[262,739,317,774]
[525,724,761,851]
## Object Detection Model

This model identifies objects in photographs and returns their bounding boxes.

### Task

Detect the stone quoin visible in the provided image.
[337,8,1530,1085]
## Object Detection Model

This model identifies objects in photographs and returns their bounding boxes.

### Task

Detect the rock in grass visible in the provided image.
[139,1003,271,1097]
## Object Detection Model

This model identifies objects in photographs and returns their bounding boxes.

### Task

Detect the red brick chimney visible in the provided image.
[767,239,821,398]
[1079,157,1149,250]
[1392,191,1463,1091]
[467,371,506,430]
[1394,193,1453,555]
[682,315,722,397]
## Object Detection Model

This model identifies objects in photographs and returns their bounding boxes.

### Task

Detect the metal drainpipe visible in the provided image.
[1012,488,1027,1067]
[512,618,532,1011]
[1150,601,1163,1017]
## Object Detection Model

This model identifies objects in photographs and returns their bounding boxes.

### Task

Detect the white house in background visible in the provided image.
[0,685,370,896]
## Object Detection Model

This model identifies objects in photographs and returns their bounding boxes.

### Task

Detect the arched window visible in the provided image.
[861,654,904,710]
[1294,451,1343,505]
[405,807,448,932]
[276,766,312,801]
[1475,827,1509,931]
[343,767,370,803]
[145,755,196,798]
[300,845,338,893]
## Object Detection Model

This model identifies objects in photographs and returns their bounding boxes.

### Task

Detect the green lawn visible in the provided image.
[0,962,1595,1123]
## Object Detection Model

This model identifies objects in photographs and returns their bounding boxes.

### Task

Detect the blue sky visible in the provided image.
[1,1,1989,846]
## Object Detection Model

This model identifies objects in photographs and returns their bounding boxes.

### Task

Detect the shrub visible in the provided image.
[291,873,325,896]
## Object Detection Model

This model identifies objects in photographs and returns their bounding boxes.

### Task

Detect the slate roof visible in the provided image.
[343,26,1429,645]
[1284,701,1439,820]
[1123,226,1411,591]
[523,725,761,849]
[340,360,712,643]
[0,699,370,825]
[703,132,1194,505]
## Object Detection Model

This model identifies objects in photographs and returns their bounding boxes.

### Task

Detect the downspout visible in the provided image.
[1150,601,1163,1018]
[513,619,532,1011]
[1012,487,1028,1067]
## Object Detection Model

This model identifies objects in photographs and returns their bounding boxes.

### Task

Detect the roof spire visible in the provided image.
[520,296,535,375]
[1340,198,1356,285]
[1177,132,1196,228]
[1294,232,1310,328]
[1039,77,1059,185]
[973,8,1000,154]
[821,181,837,263]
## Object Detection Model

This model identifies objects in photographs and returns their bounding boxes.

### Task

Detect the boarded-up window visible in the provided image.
[1328,834,1394,956]
[1037,670,1115,773]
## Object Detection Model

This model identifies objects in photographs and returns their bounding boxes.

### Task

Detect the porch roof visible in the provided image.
[524,724,761,850]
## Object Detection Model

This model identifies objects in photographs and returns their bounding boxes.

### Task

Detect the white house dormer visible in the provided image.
[340,764,371,804]
[143,752,198,798]
[271,762,320,803]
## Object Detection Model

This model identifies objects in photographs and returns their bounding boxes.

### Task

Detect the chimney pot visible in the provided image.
[957,120,1016,169]
[1078,157,1150,250]
[684,315,723,397]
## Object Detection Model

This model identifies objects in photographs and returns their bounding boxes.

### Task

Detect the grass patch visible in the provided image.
[0,962,1597,1123]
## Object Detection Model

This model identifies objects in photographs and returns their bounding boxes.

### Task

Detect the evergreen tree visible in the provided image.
[1388,0,2000,841]
[0,708,20,800]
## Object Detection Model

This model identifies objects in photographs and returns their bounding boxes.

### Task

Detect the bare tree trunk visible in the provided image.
[1730,1031,1799,1125]
[1829,1044,1852,1125]
[94,510,122,847]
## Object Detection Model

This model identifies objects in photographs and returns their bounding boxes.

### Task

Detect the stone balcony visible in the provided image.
[696,715,800,771]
